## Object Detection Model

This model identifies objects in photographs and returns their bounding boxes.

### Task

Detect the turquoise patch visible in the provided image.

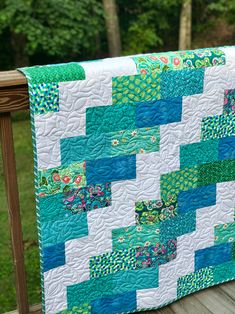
[180,139,219,168]
[160,68,204,99]
[213,260,235,284]
[86,103,136,134]
[39,193,65,222]
[159,211,196,241]
[67,268,159,308]
[41,212,88,247]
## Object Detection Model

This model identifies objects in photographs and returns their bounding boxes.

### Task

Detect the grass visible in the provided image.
[0,116,40,312]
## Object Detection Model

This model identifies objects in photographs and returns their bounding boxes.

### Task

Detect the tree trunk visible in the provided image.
[179,0,192,50]
[11,32,29,68]
[102,0,122,57]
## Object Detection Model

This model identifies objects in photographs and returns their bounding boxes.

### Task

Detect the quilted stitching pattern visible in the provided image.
[19,46,235,314]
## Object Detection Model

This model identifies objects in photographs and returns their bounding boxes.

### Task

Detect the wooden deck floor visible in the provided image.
[5,281,235,314]
[141,281,235,314]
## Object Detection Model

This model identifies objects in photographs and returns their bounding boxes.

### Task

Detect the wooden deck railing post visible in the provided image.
[0,84,29,312]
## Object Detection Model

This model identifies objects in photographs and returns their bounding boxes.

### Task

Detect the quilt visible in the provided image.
[20,46,235,314]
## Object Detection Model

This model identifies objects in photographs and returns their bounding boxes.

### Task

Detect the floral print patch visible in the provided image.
[179,48,225,69]
[112,224,161,250]
[135,198,177,225]
[38,162,86,197]
[132,47,225,75]
[132,52,184,75]
[63,183,112,214]
[136,239,177,269]
[110,126,160,156]
[214,221,235,245]
[224,89,235,115]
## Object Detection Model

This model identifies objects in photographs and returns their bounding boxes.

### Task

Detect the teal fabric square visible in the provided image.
[160,68,204,99]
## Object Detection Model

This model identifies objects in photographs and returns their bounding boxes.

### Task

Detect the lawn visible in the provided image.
[0,115,40,312]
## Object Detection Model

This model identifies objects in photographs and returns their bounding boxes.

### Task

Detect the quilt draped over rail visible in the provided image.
[20,46,235,314]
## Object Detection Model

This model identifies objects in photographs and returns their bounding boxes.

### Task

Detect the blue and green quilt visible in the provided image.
[20,46,235,314]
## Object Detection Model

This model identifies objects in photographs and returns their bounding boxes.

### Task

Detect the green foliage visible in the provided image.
[123,14,163,54]
[0,0,104,56]
[119,0,181,54]
[0,0,235,69]
[208,0,235,24]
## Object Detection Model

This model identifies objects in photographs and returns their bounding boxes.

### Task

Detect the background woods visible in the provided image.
[0,0,235,313]
[0,0,234,70]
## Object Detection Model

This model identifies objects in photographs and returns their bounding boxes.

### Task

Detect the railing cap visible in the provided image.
[0,70,28,113]
[0,70,27,88]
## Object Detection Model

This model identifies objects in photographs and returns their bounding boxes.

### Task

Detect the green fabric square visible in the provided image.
[112,73,161,105]
[21,62,85,84]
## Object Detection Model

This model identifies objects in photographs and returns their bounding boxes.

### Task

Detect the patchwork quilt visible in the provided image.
[20,46,235,314]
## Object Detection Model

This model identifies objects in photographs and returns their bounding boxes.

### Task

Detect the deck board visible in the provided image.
[218,282,235,301]
[143,306,175,314]
[193,283,235,314]
[170,294,212,314]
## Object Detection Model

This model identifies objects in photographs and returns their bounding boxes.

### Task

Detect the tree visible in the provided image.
[179,0,192,50]
[11,32,29,67]
[102,0,122,56]
[0,0,103,67]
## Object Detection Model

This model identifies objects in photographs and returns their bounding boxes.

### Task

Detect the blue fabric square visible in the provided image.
[136,97,182,128]
[218,136,235,160]
[43,242,65,272]
[178,185,216,214]
[195,242,233,271]
[86,155,136,184]
[91,291,136,314]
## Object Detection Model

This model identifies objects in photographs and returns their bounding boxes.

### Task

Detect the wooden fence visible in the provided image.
[0,71,41,314]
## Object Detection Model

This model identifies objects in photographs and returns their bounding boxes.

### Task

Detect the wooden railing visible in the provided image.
[0,71,41,314]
